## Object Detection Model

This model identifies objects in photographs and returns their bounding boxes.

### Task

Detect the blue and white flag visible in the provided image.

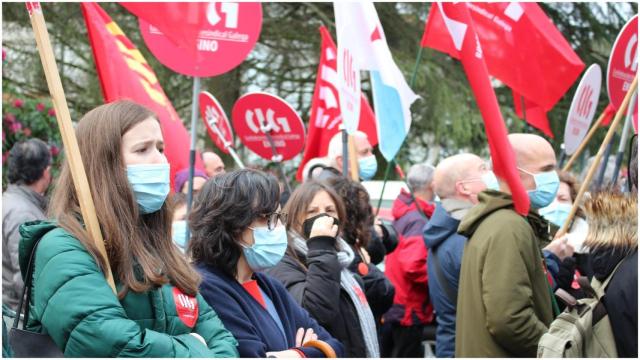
[334,2,419,160]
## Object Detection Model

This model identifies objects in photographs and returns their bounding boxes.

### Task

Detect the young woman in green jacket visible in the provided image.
[18,100,238,357]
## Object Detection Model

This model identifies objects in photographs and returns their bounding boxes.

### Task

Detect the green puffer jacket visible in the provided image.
[18,221,239,357]
[454,190,554,357]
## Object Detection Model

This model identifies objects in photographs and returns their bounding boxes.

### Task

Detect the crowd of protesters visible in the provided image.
[2,100,637,358]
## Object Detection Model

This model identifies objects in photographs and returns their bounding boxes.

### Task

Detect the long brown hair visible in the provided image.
[326,176,374,248]
[48,100,200,298]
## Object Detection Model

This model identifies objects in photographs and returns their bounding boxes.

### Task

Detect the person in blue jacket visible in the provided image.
[188,169,344,358]
[423,153,492,357]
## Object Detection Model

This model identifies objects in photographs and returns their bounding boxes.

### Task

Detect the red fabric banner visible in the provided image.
[422,2,584,137]
[296,26,378,181]
[429,2,530,215]
[81,3,202,190]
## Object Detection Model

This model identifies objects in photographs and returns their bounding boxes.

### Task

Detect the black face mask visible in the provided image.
[302,213,340,239]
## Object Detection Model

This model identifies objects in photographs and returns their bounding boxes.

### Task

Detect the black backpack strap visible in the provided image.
[430,249,457,305]
[12,236,45,330]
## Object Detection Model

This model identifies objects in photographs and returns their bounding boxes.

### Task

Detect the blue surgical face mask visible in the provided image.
[519,168,560,209]
[241,225,288,271]
[358,155,377,180]
[539,201,572,228]
[482,171,500,191]
[172,220,188,250]
[126,163,170,214]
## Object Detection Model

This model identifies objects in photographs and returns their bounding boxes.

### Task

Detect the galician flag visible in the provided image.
[334,2,419,160]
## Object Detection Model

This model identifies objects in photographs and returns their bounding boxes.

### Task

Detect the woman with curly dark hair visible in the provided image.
[326,177,395,327]
[189,169,343,358]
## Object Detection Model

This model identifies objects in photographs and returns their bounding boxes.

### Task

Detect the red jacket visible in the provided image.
[384,189,435,326]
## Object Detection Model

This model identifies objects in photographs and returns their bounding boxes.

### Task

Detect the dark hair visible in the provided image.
[188,169,280,278]
[326,176,373,248]
[7,138,52,185]
[49,100,201,298]
[557,170,584,219]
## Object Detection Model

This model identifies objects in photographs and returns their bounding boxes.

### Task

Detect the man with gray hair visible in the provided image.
[423,153,495,357]
[3,138,52,310]
[381,162,436,357]
[325,130,378,180]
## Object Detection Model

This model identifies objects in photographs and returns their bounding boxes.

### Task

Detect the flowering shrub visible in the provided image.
[2,95,63,189]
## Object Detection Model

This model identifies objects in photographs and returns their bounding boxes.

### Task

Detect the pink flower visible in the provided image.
[2,48,6,62]
[12,99,23,108]
[3,113,16,124]
[50,144,59,156]
[9,121,22,134]
[48,108,56,117]
[36,103,46,112]
[23,127,32,137]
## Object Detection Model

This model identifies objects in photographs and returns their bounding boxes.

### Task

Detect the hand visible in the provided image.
[295,327,318,347]
[265,350,303,358]
[309,216,338,238]
[189,332,206,345]
[544,235,575,261]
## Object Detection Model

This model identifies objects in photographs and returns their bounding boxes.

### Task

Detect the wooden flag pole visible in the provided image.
[26,3,116,293]
[562,109,608,172]
[347,135,360,181]
[557,74,637,237]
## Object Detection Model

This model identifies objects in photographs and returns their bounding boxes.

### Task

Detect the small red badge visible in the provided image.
[173,287,199,328]
[357,262,369,276]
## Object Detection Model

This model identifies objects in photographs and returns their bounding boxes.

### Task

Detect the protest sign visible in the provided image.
[232,92,305,161]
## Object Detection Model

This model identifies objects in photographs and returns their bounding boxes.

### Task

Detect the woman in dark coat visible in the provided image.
[582,191,637,358]
[267,180,381,357]
[327,176,396,324]
[189,170,343,358]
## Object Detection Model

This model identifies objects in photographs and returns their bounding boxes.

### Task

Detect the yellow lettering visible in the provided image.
[106,22,124,37]
[140,78,167,106]
[114,39,147,64]
[124,57,158,86]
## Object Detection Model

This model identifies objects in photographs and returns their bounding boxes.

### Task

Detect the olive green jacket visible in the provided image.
[455,191,553,357]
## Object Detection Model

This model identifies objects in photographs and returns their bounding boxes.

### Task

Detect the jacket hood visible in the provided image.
[458,190,548,240]
[424,204,461,249]
[392,189,435,220]
[18,220,57,280]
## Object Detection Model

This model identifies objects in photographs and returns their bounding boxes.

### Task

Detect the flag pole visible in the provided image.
[185,76,201,245]
[26,2,116,293]
[558,74,637,237]
[610,90,637,186]
[562,109,608,172]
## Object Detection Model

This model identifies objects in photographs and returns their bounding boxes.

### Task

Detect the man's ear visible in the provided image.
[335,155,343,172]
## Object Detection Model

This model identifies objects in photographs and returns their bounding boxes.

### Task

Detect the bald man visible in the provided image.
[326,131,377,180]
[202,151,225,178]
[455,134,558,357]
[423,153,494,357]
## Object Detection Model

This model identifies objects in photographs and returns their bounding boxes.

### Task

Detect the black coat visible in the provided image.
[348,244,395,326]
[592,247,638,358]
[266,236,368,357]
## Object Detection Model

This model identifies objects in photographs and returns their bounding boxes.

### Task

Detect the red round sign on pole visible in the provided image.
[139,3,262,77]
[607,15,637,111]
[199,91,234,154]
[232,92,306,161]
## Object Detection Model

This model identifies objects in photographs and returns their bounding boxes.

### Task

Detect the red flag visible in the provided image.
[599,103,617,127]
[296,26,378,181]
[422,3,584,137]
[119,2,203,54]
[432,2,529,215]
[82,3,203,190]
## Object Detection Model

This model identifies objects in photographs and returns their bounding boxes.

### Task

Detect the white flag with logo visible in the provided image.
[334,2,419,160]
